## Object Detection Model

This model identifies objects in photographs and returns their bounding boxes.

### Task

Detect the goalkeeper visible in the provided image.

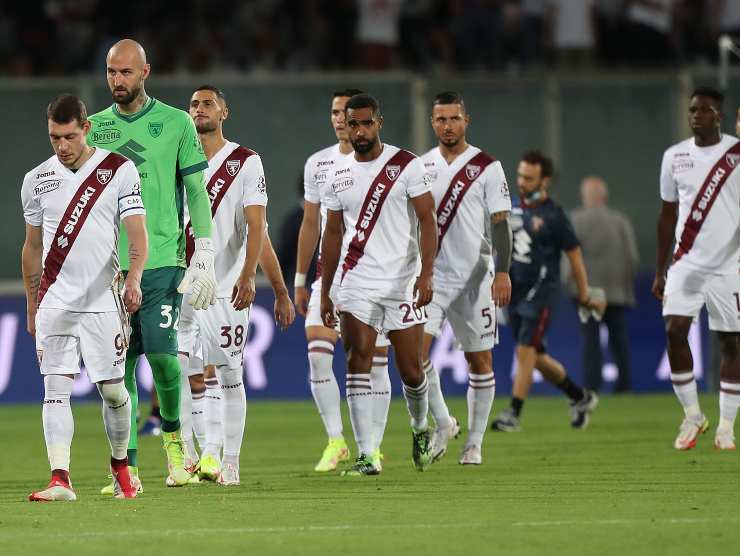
[89,39,215,490]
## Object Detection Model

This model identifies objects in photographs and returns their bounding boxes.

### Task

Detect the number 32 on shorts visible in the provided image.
[159,304,180,330]
[399,302,428,324]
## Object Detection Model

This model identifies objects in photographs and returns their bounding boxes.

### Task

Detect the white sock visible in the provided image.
[191,389,206,450]
[215,364,247,465]
[97,380,131,461]
[204,375,223,458]
[423,360,451,428]
[466,372,495,447]
[42,375,74,471]
[346,372,374,456]
[177,354,196,459]
[308,340,343,440]
[670,371,701,418]
[371,355,391,452]
[403,374,429,432]
[719,381,740,431]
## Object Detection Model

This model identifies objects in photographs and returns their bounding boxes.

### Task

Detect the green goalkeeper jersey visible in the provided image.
[88,97,211,270]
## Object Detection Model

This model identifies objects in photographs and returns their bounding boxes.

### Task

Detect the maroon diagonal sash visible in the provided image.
[436,151,495,247]
[38,152,128,305]
[340,149,416,281]
[673,141,740,263]
[185,145,254,264]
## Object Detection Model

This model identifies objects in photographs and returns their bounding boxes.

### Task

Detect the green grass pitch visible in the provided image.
[0,394,737,556]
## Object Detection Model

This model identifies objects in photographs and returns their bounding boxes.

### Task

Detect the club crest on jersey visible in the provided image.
[226,159,241,176]
[96,169,112,184]
[726,153,740,168]
[465,164,481,180]
[386,165,401,181]
[148,122,163,138]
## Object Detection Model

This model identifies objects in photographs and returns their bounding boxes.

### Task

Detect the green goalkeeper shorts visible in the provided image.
[127,266,186,357]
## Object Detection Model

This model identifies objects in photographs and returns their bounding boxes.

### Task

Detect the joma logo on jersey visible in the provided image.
[148,122,163,138]
[692,166,725,221]
[92,129,121,144]
[226,159,241,176]
[62,186,96,235]
[437,181,465,226]
[97,169,112,184]
[386,165,401,181]
[358,183,386,237]
[209,178,226,201]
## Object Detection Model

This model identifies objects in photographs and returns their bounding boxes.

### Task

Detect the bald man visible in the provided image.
[567,176,638,393]
[88,39,215,491]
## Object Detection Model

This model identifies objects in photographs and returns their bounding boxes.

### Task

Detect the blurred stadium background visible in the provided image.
[1,0,739,403]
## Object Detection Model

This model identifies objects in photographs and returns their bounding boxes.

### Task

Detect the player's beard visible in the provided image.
[111,82,143,107]
[441,136,460,148]
[351,136,376,154]
[195,119,218,134]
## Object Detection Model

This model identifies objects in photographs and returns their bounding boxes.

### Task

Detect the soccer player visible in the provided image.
[653,87,740,450]
[490,150,602,432]
[22,94,147,500]
[320,93,437,475]
[295,89,392,472]
[420,92,512,465]
[89,39,215,490]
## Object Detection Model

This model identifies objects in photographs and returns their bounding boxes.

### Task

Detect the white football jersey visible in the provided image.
[323,143,430,296]
[660,134,740,274]
[21,148,145,312]
[303,143,353,265]
[422,145,511,288]
[186,141,268,299]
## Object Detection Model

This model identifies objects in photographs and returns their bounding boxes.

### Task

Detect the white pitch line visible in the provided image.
[1,517,737,540]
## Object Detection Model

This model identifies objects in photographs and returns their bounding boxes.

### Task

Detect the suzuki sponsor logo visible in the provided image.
[437,180,465,226]
[62,186,96,235]
[357,182,386,241]
[692,166,725,221]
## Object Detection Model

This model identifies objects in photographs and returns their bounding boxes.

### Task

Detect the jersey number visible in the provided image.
[114,334,125,357]
[117,139,146,167]
[220,325,245,348]
[481,307,493,329]
[160,305,180,330]
[399,303,427,324]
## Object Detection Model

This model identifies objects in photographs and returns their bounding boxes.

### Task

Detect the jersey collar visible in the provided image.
[112,97,156,123]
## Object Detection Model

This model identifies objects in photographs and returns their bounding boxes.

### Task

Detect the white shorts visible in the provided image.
[335,287,427,334]
[35,308,126,382]
[178,298,250,368]
[424,281,498,352]
[306,281,390,347]
[663,263,740,332]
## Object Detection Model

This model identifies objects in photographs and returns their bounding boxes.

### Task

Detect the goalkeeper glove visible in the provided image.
[178,237,216,310]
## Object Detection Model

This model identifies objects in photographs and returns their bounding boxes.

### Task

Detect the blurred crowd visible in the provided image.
[2,1,739,76]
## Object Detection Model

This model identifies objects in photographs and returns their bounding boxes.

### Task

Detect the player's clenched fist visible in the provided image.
[320,294,337,329]
[414,273,433,308]
[231,272,256,310]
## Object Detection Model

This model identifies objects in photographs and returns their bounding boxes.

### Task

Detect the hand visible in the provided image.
[651,274,666,301]
[294,285,310,317]
[492,272,511,307]
[414,274,433,308]
[178,238,216,310]
[274,291,295,330]
[320,294,337,329]
[231,273,256,310]
[123,274,143,313]
[26,307,36,336]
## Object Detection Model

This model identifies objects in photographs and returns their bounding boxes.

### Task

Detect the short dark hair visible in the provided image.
[345,93,381,118]
[691,86,724,107]
[333,88,364,99]
[194,84,227,106]
[521,150,554,178]
[432,91,465,112]
[47,94,87,126]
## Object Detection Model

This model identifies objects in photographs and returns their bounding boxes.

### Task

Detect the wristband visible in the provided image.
[294,272,307,288]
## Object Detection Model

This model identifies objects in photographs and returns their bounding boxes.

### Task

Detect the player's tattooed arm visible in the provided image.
[122,214,148,313]
[411,192,437,308]
[319,209,343,328]
[491,211,512,307]
[258,229,295,330]
[21,224,43,335]
[652,200,678,300]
